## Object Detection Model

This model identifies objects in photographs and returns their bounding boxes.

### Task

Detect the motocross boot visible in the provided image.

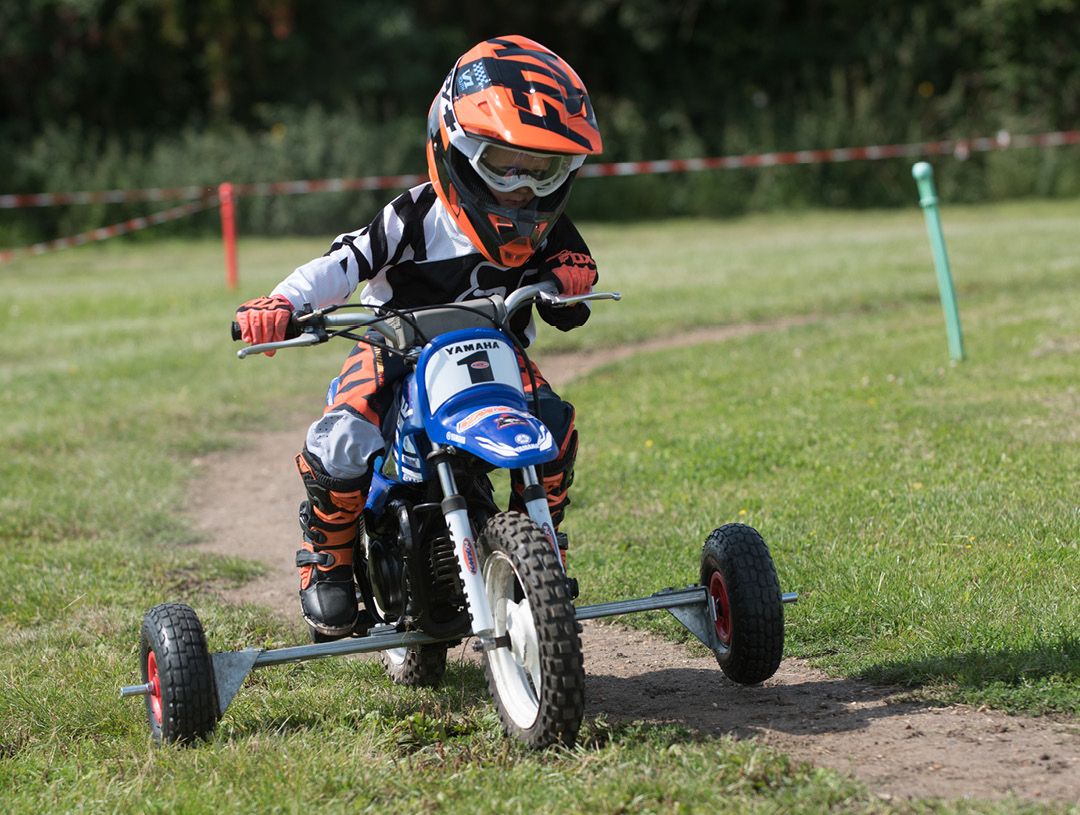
[512,426,578,538]
[556,531,578,599]
[510,429,579,597]
[543,427,578,597]
[295,451,365,638]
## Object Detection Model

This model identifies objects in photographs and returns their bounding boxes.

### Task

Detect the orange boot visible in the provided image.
[295,452,366,638]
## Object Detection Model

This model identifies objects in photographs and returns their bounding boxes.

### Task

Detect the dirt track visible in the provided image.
[190,320,1080,805]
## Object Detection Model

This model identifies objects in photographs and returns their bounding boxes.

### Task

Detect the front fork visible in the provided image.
[435,456,494,640]
[434,453,561,643]
[517,465,564,570]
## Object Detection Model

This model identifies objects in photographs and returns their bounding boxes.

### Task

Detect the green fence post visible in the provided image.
[912,162,965,361]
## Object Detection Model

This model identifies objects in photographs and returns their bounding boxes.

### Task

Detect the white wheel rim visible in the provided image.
[484,551,541,729]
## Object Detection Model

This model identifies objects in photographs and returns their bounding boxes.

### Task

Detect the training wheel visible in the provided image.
[699,523,784,684]
[138,603,219,744]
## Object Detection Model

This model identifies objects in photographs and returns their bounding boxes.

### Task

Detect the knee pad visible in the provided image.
[304,407,385,484]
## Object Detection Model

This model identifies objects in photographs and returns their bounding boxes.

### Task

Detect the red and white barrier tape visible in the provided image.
[0,197,214,264]
[3,130,1078,209]
[0,185,213,209]
[231,174,426,199]
[3,129,1078,265]
[580,130,1080,176]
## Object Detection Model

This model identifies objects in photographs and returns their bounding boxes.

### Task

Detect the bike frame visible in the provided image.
[369,325,563,639]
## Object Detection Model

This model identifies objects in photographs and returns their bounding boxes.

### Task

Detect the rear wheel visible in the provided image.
[364,524,451,687]
[139,603,219,744]
[480,512,584,748]
[700,523,784,684]
[380,644,449,687]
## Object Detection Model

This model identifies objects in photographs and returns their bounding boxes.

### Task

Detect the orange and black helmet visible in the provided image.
[426,36,603,268]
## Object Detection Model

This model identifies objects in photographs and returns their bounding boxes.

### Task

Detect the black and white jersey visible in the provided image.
[271,183,592,345]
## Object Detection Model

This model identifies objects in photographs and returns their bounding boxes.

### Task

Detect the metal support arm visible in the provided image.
[124,587,797,718]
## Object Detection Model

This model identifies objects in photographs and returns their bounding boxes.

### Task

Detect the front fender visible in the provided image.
[430,403,557,468]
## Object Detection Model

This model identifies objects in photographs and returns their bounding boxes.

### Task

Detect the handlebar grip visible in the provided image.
[231,317,304,342]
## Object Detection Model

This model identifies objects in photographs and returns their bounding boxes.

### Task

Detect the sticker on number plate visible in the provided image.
[455,405,518,432]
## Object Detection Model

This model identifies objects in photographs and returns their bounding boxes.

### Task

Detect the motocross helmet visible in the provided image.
[426,35,603,268]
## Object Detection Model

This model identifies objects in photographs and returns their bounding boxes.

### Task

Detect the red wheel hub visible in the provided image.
[708,571,733,645]
[146,651,163,725]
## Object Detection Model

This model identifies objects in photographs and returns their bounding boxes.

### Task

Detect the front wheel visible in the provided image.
[700,523,784,685]
[479,512,584,748]
[139,603,219,744]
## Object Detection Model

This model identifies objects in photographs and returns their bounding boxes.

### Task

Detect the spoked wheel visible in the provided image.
[479,512,584,748]
[700,523,784,685]
[139,603,219,744]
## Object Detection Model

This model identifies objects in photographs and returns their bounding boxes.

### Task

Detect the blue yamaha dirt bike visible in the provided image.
[305,282,613,747]
[124,282,796,749]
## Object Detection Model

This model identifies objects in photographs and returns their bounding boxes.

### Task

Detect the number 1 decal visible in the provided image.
[457,350,495,383]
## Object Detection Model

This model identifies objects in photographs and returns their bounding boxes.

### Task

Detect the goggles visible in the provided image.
[469,143,573,196]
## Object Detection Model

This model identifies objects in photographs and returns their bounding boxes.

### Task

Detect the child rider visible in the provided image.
[234,35,603,639]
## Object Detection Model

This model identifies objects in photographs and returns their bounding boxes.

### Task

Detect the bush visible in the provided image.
[0,106,426,243]
[2,104,1079,245]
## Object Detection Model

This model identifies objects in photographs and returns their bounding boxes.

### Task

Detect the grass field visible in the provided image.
[2,199,1078,813]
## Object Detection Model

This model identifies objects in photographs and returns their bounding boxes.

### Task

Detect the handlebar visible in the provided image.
[229,312,393,339]
[232,284,621,359]
[503,281,622,318]
[230,320,304,342]
[503,281,558,314]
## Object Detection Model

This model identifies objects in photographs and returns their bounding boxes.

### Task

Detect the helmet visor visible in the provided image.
[469,144,573,196]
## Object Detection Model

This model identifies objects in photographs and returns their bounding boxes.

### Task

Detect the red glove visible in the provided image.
[545,250,597,297]
[235,294,293,357]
